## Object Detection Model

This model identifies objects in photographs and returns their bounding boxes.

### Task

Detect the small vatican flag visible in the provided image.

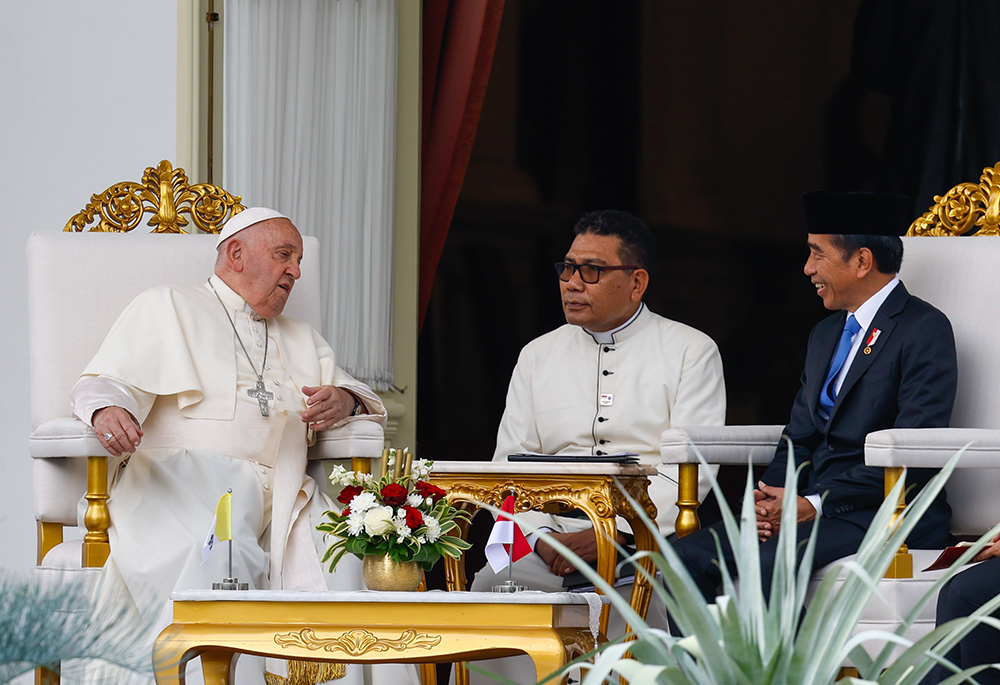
[201,490,232,564]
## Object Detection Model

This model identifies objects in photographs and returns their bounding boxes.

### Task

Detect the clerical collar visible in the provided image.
[207,275,264,320]
[584,303,645,344]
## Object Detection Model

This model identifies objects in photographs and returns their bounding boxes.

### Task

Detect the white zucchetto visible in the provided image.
[216,207,289,247]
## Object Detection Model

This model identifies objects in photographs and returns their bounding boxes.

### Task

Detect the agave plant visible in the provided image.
[0,570,157,683]
[527,444,1000,685]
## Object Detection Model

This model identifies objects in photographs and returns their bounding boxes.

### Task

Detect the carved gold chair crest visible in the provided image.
[908,161,1000,236]
[64,159,244,234]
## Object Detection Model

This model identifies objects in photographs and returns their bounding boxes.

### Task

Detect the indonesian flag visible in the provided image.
[485,495,531,573]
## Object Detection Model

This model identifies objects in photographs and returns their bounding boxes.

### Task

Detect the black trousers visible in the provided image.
[672,516,868,605]
[925,556,1000,684]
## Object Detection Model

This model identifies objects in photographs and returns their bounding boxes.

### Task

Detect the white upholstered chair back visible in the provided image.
[28,232,323,547]
[898,236,1000,535]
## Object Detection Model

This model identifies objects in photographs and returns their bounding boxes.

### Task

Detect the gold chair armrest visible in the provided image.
[884,466,913,579]
[37,522,64,566]
[675,463,702,538]
[82,455,110,568]
[352,456,375,475]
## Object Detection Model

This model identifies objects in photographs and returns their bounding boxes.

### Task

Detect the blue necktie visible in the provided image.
[819,314,861,415]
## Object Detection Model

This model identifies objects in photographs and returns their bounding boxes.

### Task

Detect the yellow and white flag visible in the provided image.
[201,491,232,564]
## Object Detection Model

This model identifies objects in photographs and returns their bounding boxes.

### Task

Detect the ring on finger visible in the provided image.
[104,433,114,441]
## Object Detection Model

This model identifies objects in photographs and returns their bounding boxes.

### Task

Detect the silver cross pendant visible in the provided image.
[248,380,274,417]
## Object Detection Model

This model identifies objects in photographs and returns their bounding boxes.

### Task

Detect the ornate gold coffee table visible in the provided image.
[428,460,659,635]
[152,590,606,684]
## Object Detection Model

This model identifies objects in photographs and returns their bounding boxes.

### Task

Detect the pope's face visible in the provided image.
[239,219,303,319]
[560,232,644,331]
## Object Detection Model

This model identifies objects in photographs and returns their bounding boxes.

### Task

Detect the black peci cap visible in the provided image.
[802,191,910,236]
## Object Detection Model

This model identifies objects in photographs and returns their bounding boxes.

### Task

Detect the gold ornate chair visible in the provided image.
[28,161,383,683]
[660,161,1000,663]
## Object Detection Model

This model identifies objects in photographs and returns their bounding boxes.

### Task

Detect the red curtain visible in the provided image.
[419,0,505,332]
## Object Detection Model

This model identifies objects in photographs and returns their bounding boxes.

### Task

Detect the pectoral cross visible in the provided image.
[248,380,274,417]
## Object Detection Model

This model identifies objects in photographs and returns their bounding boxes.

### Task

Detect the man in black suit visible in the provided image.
[674,191,957,606]
[927,551,1000,683]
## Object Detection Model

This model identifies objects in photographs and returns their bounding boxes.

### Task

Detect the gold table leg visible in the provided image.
[201,652,234,685]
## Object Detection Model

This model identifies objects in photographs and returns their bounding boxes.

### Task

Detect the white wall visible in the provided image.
[0,1,178,574]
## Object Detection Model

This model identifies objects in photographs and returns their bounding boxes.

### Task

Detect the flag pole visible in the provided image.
[495,490,525,593]
[227,488,233,580]
[212,488,247,591]
[507,540,514,583]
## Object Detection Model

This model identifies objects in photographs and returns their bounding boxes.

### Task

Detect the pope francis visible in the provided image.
[70,208,413,685]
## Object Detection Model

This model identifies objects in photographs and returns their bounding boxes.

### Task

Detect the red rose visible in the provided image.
[403,505,423,529]
[342,506,351,517]
[381,483,408,507]
[415,481,447,503]
[337,485,363,506]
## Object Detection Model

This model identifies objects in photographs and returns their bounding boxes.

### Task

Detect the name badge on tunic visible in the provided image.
[600,393,614,406]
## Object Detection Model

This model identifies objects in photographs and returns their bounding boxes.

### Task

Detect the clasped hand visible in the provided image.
[301,385,358,431]
[535,529,627,577]
[755,481,817,542]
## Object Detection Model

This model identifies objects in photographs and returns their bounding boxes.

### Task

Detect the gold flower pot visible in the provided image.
[362,554,423,591]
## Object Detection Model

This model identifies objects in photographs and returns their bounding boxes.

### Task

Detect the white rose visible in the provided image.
[363,506,395,536]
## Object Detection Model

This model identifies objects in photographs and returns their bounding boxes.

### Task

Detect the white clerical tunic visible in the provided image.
[493,303,726,536]
[467,304,725,685]
[72,276,411,685]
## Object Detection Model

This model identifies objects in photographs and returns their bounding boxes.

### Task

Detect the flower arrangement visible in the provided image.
[318,449,471,571]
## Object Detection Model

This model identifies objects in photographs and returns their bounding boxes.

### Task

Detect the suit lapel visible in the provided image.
[829,283,910,419]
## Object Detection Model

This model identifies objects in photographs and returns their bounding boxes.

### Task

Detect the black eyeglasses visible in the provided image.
[554,261,640,284]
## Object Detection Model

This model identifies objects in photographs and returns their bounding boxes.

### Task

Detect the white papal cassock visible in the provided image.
[72,275,416,685]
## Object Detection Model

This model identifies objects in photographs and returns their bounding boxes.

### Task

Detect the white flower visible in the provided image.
[411,458,433,481]
[350,491,378,514]
[328,465,356,486]
[407,493,423,508]
[417,535,427,544]
[359,472,374,485]
[422,514,442,543]
[393,511,413,542]
[363,506,395,536]
[346,509,366,536]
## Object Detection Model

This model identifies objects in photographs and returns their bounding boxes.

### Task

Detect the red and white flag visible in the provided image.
[485,495,531,573]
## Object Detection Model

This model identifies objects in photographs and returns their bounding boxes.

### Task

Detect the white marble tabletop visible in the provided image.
[170,589,607,604]
[168,589,608,636]
[429,459,656,477]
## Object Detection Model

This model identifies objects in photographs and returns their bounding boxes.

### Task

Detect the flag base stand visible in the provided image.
[213,577,249,591]
[493,580,527,593]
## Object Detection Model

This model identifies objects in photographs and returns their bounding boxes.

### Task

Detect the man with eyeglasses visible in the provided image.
[467,210,725,682]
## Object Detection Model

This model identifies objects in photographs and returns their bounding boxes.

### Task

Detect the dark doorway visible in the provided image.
[418,1,876,465]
